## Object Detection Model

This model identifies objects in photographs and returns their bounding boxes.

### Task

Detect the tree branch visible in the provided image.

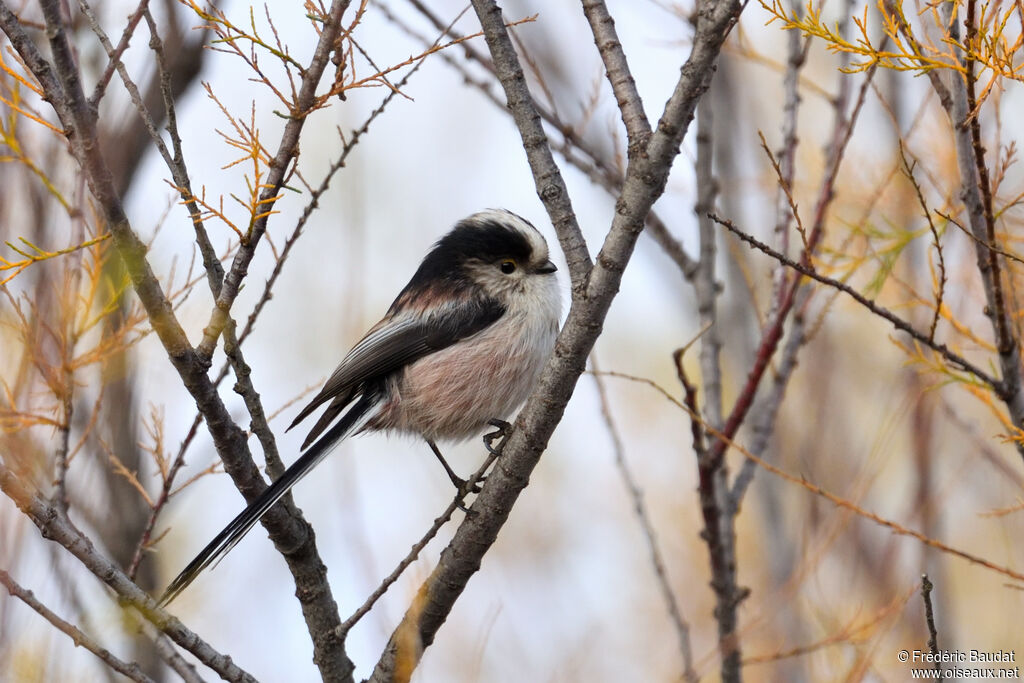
[455,0,593,290]
[366,1,742,679]
[0,569,156,683]
[195,0,353,360]
[711,214,1002,390]
[591,360,697,682]
[581,0,650,145]
[940,1,1024,457]
[690,83,747,681]
[0,462,256,683]
[0,3,356,678]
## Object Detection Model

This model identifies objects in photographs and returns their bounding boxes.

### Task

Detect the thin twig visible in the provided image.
[53,367,73,516]
[127,414,202,580]
[195,0,354,360]
[711,214,1002,390]
[942,211,1024,266]
[341,449,498,633]
[140,7,224,292]
[88,0,151,108]
[727,288,809,511]
[0,465,255,681]
[899,143,946,342]
[600,369,1024,585]
[150,632,204,683]
[0,570,156,683]
[591,358,697,682]
[921,573,941,676]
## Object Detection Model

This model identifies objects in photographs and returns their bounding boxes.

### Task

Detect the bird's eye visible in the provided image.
[500,260,517,274]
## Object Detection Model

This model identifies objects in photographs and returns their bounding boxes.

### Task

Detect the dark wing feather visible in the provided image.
[288,296,506,436]
[300,389,356,449]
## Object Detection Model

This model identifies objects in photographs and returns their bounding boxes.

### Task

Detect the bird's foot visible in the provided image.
[483,419,511,456]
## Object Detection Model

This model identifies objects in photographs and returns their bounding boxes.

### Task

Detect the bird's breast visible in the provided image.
[381,301,559,442]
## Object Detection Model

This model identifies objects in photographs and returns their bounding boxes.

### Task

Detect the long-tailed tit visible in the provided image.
[159,209,561,605]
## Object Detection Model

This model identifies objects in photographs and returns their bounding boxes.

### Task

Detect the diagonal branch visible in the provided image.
[195,0,353,360]
[0,3,356,678]
[0,3,69,121]
[711,214,1002,390]
[0,569,156,683]
[581,0,650,145]
[366,1,743,680]
[88,0,151,108]
[0,462,256,683]
[591,360,698,682]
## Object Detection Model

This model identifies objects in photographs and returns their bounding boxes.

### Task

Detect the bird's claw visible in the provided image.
[483,419,511,455]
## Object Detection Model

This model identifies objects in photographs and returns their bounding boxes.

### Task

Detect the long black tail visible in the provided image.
[158,393,376,606]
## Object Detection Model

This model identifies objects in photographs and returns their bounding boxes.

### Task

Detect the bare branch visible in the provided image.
[581,0,650,144]
[0,3,356,677]
[341,449,497,633]
[150,632,204,683]
[453,0,593,290]
[711,214,1002,390]
[366,1,742,679]
[591,360,697,682]
[140,6,225,291]
[899,144,947,342]
[604,370,1024,585]
[727,288,809,510]
[195,0,354,360]
[88,0,151,108]
[0,569,156,683]
[921,574,941,676]
[940,1,1024,457]
[0,462,257,683]
[689,84,747,681]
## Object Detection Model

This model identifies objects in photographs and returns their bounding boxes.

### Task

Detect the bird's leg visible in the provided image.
[483,418,511,455]
[426,440,481,496]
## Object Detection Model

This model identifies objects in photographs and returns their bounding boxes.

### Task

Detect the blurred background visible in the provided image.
[2,0,1023,681]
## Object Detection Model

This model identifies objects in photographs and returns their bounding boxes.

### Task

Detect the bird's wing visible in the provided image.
[287,296,506,436]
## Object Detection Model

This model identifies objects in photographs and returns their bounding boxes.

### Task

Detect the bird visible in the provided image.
[158,209,562,605]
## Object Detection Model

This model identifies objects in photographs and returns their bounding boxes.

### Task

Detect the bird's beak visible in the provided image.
[535,259,557,274]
